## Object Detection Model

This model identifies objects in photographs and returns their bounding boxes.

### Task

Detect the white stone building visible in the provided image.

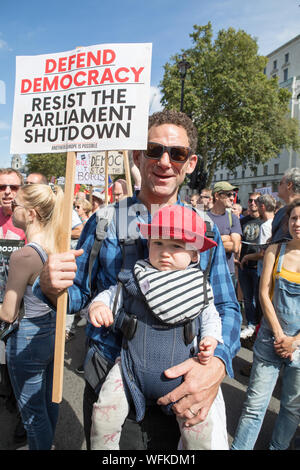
[183,35,300,207]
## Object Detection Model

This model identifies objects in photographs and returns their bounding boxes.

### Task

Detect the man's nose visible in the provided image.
[158,151,172,167]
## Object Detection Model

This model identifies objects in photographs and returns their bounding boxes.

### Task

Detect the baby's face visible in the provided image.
[148,238,198,271]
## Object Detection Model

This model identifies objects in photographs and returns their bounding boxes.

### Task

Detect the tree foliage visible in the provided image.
[160,23,300,186]
[26,153,67,180]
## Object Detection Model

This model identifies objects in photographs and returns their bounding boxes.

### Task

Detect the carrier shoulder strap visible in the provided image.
[193,207,215,280]
[88,204,116,292]
[88,198,145,295]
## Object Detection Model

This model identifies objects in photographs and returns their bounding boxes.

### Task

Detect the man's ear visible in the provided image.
[185,154,198,175]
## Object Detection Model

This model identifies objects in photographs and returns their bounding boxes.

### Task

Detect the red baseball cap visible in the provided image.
[138,205,217,252]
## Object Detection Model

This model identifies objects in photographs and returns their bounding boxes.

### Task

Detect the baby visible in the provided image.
[89,204,227,450]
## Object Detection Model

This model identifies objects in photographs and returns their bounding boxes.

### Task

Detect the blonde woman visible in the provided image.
[0,184,64,450]
[232,199,300,450]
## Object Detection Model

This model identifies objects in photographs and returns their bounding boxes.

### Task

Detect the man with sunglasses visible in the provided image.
[33,110,241,450]
[0,168,27,446]
[238,193,263,340]
[0,169,26,241]
[208,182,241,288]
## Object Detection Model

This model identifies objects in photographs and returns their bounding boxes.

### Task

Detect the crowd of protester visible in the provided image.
[0,110,299,451]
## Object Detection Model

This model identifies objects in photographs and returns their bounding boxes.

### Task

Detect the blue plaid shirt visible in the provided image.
[33,193,241,377]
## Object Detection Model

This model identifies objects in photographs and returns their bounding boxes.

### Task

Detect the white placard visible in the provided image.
[75,151,124,184]
[256,186,272,195]
[10,43,152,154]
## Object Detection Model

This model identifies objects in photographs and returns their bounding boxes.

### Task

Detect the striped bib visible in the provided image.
[133,260,214,325]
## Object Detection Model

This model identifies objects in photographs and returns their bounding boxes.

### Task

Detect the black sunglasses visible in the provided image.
[144,142,192,163]
[12,199,43,219]
[249,198,258,203]
[0,184,20,191]
[219,191,235,198]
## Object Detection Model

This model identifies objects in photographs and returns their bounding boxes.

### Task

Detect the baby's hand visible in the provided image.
[88,301,114,328]
[197,336,218,365]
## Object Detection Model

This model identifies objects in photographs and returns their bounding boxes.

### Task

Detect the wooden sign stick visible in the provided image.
[105,151,109,205]
[52,151,76,403]
[123,150,133,197]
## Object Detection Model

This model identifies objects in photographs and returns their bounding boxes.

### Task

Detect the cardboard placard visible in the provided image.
[11,43,152,154]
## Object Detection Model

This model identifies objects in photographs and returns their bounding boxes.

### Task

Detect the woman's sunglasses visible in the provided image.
[144,142,192,163]
[11,199,42,219]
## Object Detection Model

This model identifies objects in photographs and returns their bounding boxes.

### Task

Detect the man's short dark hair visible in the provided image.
[148,109,198,154]
[27,172,48,184]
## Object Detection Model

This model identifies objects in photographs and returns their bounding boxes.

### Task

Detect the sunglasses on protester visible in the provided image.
[219,191,235,198]
[199,195,210,199]
[144,142,192,163]
[12,199,42,218]
[248,198,258,203]
[0,184,20,191]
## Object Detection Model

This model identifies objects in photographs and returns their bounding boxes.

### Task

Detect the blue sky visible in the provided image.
[0,0,299,168]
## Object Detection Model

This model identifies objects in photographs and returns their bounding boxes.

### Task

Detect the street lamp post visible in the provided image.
[177,55,191,112]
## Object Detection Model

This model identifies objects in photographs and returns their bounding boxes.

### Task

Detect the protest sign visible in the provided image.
[10,42,151,403]
[256,187,279,200]
[256,186,272,195]
[75,150,124,185]
[10,43,152,154]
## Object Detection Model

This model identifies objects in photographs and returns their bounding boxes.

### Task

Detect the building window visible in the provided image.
[264,165,268,176]
[283,68,288,81]
[285,53,289,64]
[273,60,277,70]
[253,168,257,177]
[242,169,245,179]
[274,164,279,175]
